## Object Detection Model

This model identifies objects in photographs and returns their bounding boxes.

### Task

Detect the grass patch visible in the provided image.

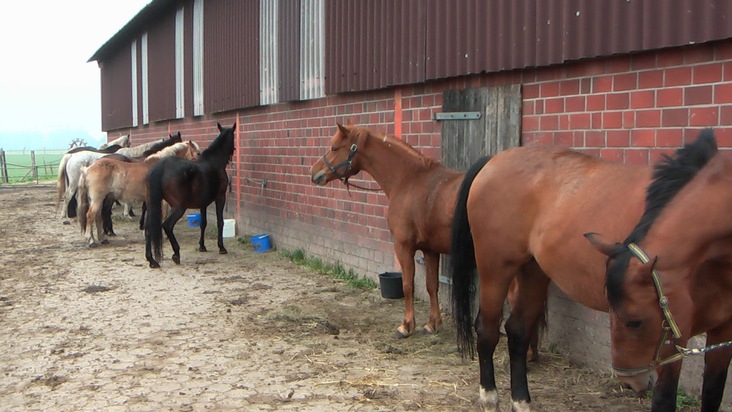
[676,390,700,409]
[280,248,376,290]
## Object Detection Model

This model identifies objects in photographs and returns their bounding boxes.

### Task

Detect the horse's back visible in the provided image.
[385,164,464,253]
[468,145,651,309]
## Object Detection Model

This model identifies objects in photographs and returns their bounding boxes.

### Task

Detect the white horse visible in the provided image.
[98,135,131,150]
[56,138,166,220]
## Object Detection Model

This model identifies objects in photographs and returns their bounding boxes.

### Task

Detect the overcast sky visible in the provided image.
[0,1,151,146]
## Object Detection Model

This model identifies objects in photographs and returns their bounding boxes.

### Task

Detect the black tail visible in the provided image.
[146,165,166,263]
[450,155,490,359]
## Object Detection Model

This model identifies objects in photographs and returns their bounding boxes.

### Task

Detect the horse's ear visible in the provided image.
[584,232,622,257]
[232,122,237,132]
[337,123,349,136]
[217,122,223,132]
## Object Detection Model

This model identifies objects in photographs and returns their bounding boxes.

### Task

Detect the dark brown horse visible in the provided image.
[145,123,236,268]
[310,124,543,355]
[587,129,732,412]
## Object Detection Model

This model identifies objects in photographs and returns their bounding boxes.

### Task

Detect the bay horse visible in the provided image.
[587,129,732,411]
[309,124,544,355]
[145,123,236,268]
[78,140,200,247]
[450,129,726,411]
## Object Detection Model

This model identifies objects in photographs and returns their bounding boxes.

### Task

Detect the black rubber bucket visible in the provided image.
[378,272,404,299]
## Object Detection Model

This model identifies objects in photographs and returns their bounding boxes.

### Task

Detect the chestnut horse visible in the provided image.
[587,129,732,412]
[78,140,201,247]
[145,123,236,268]
[450,129,727,411]
[309,124,544,353]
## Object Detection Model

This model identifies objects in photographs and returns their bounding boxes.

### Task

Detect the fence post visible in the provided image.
[31,150,38,182]
[0,149,7,183]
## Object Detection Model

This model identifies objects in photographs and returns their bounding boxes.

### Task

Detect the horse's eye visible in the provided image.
[625,320,642,329]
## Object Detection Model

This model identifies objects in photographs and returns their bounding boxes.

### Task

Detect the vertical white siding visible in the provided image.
[300,0,324,100]
[193,0,204,116]
[260,0,279,105]
[130,41,138,127]
[141,32,149,125]
[175,7,185,118]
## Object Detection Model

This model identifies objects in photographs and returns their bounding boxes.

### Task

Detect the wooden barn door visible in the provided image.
[436,85,521,296]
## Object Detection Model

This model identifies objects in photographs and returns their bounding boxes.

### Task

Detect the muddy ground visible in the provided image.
[0,184,686,411]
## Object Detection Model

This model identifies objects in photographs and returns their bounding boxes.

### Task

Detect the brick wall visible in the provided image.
[107,39,732,403]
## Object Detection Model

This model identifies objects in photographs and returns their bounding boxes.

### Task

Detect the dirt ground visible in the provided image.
[0,184,682,411]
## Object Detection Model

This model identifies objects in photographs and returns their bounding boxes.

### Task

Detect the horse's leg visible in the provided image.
[422,251,441,334]
[139,202,147,230]
[163,208,186,264]
[504,260,550,410]
[701,324,732,411]
[507,277,543,363]
[215,197,227,254]
[95,200,108,245]
[102,196,115,236]
[474,261,517,412]
[652,361,683,412]
[394,241,416,338]
[198,207,208,252]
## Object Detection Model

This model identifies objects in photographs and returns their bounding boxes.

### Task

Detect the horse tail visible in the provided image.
[56,153,71,210]
[77,167,89,235]
[450,155,491,359]
[146,164,166,263]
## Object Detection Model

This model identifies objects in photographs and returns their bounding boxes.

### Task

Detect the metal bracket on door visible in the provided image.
[432,112,482,121]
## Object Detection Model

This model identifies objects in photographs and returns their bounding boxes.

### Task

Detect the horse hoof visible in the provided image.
[199,246,208,252]
[172,255,180,264]
[219,249,228,255]
[88,243,98,249]
[63,220,71,225]
[101,239,109,245]
[395,326,412,339]
[149,262,160,269]
[420,326,437,335]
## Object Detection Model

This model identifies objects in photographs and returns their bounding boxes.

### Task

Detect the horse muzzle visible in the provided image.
[310,169,327,185]
[614,367,657,393]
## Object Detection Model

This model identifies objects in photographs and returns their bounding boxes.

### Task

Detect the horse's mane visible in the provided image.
[141,133,182,157]
[146,142,186,161]
[606,129,718,306]
[357,127,440,169]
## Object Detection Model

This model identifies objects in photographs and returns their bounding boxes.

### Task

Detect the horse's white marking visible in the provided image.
[511,400,531,412]
[479,387,499,411]
[383,135,387,143]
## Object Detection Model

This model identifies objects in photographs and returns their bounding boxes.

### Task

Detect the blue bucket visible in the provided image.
[251,234,271,253]
[187,213,201,228]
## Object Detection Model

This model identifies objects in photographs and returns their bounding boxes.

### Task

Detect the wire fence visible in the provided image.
[0,149,65,184]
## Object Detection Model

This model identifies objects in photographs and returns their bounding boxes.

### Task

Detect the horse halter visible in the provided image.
[611,243,732,377]
[321,142,381,194]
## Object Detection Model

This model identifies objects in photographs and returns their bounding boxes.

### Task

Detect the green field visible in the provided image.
[1,150,65,183]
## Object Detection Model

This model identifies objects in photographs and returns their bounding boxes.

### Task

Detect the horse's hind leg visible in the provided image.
[162,208,186,264]
[215,197,227,254]
[102,196,115,236]
[504,260,550,410]
[198,207,208,252]
[473,263,517,411]
[394,241,416,338]
[701,324,732,411]
[422,251,442,334]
